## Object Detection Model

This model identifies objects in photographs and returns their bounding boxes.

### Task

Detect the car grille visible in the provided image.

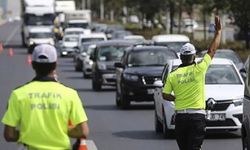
[210,100,232,111]
[206,119,236,127]
[142,76,161,85]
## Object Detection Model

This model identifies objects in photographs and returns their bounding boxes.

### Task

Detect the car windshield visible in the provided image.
[206,64,241,84]
[155,42,187,53]
[65,31,83,35]
[64,37,78,42]
[25,14,55,25]
[81,38,104,43]
[68,23,89,29]
[30,32,53,38]
[98,46,128,61]
[128,50,177,67]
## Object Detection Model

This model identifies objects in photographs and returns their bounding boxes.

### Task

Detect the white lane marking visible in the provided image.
[86,140,98,150]
[4,23,20,46]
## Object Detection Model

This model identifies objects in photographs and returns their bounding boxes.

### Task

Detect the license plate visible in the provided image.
[206,113,226,121]
[147,89,155,94]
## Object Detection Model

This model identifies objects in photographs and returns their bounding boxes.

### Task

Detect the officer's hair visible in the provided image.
[180,54,195,64]
[32,62,56,76]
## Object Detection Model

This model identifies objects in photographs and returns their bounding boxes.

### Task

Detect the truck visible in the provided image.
[64,10,92,30]
[20,0,56,47]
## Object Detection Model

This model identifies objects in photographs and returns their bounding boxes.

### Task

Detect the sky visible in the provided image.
[7,0,20,17]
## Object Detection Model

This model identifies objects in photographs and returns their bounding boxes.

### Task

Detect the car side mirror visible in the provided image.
[240,68,247,81]
[114,62,124,68]
[81,52,87,57]
[153,80,163,87]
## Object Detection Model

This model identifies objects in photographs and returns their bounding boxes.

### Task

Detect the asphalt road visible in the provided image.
[0,21,243,150]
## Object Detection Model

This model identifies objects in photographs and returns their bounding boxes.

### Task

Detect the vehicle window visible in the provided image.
[127,50,177,67]
[68,23,89,29]
[98,46,127,61]
[205,65,242,84]
[64,37,78,42]
[25,14,55,25]
[30,32,53,38]
[65,31,83,35]
[81,38,104,43]
[154,42,187,53]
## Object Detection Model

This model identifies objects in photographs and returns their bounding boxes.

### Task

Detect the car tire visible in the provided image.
[163,109,173,138]
[83,70,90,79]
[115,90,121,107]
[242,125,250,150]
[119,89,130,109]
[92,77,101,91]
[75,60,82,72]
[155,110,163,133]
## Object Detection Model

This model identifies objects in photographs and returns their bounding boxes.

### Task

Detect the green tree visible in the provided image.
[229,0,250,48]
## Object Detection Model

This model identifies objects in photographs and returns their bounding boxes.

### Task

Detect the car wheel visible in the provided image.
[115,90,121,107]
[119,90,130,109]
[163,109,173,138]
[83,70,90,79]
[155,110,163,133]
[242,125,250,150]
[75,60,82,72]
[92,77,101,91]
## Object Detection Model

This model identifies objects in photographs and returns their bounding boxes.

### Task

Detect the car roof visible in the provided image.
[79,33,106,38]
[126,45,177,56]
[124,35,145,40]
[152,34,190,42]
[170,57,235,67]
[63,34,79,38]
[94,39,135,47]
[29,27,52,33]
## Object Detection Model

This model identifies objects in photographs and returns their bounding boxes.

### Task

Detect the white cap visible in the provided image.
[32,44,57,63]
[180,43,196,55]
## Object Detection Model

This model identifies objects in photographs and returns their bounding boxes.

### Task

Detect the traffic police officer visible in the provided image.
[162,16,222,150]
[2,44,89,149]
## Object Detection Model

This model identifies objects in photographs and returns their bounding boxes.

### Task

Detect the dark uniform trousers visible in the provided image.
[175,113,206,150]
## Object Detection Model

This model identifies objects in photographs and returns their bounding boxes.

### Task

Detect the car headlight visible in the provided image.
[29,40,34,45]
[98,63,106,70]
[233,98,243,106]
[123,73,139,81]
[86,61,93,65]
[49,39,55,45]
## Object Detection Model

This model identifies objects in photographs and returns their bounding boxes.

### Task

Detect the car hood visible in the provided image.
[98,61,117,70]
[205,84,244,100]
[124,66,164,76]
[63,42,78,47]
[30,38,53,44]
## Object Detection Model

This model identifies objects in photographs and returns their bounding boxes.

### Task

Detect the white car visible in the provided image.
[77,33,107,49]
[82,44,96,78]
[152,34,190,55]
[123,35,145,43]
[154,58,244,138]
[60,34,79,57]
[64,27,91,36]
[28,26,55,47]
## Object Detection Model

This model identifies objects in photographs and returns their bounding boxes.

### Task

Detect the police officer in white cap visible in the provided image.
[162,16,222,150]
[2,44,89,149]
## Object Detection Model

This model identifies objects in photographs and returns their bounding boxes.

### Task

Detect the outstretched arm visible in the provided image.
[207,16,222,58]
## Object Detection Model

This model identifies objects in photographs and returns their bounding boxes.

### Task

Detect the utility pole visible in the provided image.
[100,0,104,20]
[0,0,7,19]
[82,0,86,9]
